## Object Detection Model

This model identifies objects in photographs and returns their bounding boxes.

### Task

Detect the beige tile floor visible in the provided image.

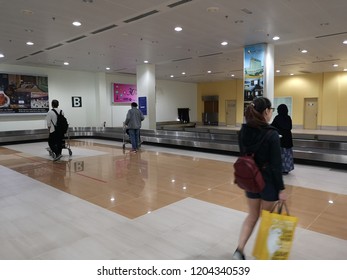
[0,138,346,259]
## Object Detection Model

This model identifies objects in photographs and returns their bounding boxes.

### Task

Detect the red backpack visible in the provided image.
[234,130,271,193]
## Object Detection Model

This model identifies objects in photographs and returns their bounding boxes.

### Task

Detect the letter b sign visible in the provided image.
[72,96,82,107]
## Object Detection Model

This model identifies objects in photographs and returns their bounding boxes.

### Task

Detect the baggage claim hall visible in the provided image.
[0,0,347,261]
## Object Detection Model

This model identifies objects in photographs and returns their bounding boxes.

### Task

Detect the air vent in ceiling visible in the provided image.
[316,31,347,39]
[280,62,304,66]
[45,44,63,50]
[66,35,87,43]
[16,56,28,60]
[198,52,223,58]
[91,24,117,34]
[168,0,192,8]
[118,72,136,76]
[312,59,340,63]
[124,10,158,23]
[172,57,192,62]
[30,50,44,56]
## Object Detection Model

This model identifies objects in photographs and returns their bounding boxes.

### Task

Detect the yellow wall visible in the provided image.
[197,71,347,129]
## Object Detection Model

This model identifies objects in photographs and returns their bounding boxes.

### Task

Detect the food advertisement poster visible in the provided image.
[0,73,49,114]
[112,83,137,104]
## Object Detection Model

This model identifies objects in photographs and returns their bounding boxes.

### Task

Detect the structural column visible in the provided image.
[136,64,156,130]
[264,43,275,104]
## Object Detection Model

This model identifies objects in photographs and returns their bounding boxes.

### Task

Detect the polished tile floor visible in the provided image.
[0,138,346,259]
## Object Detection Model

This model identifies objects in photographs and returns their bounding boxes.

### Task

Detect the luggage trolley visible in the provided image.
[122,123,131,150]
[46,131,73,158]
[122,123,142,150]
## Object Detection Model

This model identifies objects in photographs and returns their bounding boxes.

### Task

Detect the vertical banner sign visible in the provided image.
[72,96,82,107]
[138,96,147,115]
[244,43,266,112]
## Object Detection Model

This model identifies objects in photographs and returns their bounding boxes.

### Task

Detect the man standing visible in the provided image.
[124,102,144,153]
[46,99,64,161]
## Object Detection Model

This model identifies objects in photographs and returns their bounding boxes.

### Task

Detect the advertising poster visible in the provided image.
[0,73,49,114]
[112,83,137,104]
[244,44,266,109]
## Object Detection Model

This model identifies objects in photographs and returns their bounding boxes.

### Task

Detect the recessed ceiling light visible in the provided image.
[272,36,280,41]
[170,75,174,78]
[221,41,228,46]
[301,49,308,53]
[290,73,294,75]
[276,70,281,73]
[207,70,211,73]
[333,64,338,67]
[72,21,82,27]
[21,9,34,15]
[343,40,347,44]
[174,26,182,32]
[182,72,186,75]
[344,69,347,71]
[63,62,69,65]
[144,60,149,63]
[0,54,4,58]
[207,7,219,12]
[231,74,235,77]
[106,67,110,70]
[26,41,34,46]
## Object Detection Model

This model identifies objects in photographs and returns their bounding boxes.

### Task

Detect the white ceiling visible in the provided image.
[1,0,347,83]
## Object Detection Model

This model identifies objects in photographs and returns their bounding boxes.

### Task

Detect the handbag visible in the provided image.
[252,201,298,260]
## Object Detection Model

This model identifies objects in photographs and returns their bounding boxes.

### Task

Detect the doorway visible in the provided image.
[304,98,318,130]
[225,100,236,126]
[202,96,219,125]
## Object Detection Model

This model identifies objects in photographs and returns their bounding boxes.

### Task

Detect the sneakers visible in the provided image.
[232,249,246,260]
[53,154,63,161]
[130,149,137,153]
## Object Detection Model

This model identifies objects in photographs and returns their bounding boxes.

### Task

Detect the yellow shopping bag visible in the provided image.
[252,202,298,260]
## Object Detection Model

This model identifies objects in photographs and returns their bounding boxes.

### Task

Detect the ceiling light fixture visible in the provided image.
[276,70,281,73]
[207,7,219,13]
[343,40,347,44]
[144,60,149,63]
[207,70,211,73]
[0,54,4,58]
[174,26,182,32]
[182,72,186,75]
[272,36,280,41]
[26,41,34,46]
[63,62,69,65]
[301,49,308,53]
[333,64,338,67]
[72,21,82,27]
[221,41,228,46]
[106,67,110,70]
[170,75,174,78]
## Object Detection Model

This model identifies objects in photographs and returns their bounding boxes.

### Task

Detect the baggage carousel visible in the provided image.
[1,126,347,167]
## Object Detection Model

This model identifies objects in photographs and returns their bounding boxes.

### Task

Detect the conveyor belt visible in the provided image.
[0,127,346,166]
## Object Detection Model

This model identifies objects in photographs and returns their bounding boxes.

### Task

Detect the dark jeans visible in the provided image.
[48,131,63,156]
[128,129,140,150]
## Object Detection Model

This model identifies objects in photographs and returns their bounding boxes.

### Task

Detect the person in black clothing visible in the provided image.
[271,104,294,174]
[232,97,287,260]
[46,99,64,161]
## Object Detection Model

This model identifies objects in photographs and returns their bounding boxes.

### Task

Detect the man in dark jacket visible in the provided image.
[124,102,144,153]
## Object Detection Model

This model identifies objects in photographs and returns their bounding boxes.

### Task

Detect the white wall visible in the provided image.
[0,64,197,131]
[106,74,197,127]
